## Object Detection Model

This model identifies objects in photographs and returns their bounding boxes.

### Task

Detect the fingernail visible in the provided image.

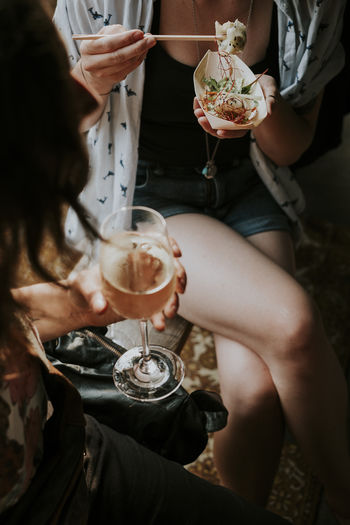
[133,30,144,42]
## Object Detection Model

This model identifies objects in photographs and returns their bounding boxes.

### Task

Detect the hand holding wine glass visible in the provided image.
[64,241,185,330]
[99,206,185,401]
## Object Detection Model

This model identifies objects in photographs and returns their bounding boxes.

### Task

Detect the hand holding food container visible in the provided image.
[194,20,268,131]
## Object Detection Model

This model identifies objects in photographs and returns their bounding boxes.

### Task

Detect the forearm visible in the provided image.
[12,281,90,342]
[253,92,324,166]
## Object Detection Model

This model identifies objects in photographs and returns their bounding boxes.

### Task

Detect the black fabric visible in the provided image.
[2,363,288,525]
[84,414,289,525]
[139,3,279,167]
[44,327,228,465]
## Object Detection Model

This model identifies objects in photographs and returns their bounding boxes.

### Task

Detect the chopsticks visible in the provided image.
[72,34,218,42]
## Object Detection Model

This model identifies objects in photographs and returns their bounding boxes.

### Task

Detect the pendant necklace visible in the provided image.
[191,0,254,179]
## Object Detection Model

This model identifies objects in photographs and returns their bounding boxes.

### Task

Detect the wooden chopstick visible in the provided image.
[72,34,218,41]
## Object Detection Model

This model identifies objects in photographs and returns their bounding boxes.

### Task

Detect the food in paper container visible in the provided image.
[194,50,267,130]
[215,20,247,55]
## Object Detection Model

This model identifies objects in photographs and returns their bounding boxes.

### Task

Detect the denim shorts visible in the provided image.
[133,158,292,238]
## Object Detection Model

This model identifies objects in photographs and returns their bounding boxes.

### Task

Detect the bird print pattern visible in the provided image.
[54,0,346,246]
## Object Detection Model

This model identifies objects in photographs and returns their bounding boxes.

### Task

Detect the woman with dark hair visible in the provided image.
[0,0,290,523]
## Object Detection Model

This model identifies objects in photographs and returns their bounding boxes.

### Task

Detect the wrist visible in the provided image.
[264,90,282,119]
[78,60,112,97]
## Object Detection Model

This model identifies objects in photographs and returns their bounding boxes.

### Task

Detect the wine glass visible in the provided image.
[99,206,185,401]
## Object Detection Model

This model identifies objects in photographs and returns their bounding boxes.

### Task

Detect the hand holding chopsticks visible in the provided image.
[71,28,219,102]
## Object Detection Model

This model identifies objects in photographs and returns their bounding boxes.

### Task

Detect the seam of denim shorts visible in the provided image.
[232,214,292,238]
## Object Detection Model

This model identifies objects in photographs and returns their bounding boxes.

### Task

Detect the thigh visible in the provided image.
[247,229,295,274]
[166,213,305,358]
[84,416,288,525]
[213,229,294,398]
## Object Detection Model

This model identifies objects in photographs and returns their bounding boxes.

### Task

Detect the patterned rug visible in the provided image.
[182,219,350,525]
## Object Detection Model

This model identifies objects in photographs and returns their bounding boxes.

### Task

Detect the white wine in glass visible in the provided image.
[100,206,185,401]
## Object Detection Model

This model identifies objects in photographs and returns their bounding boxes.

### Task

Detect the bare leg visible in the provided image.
[166,213,350,515]
[214,337,284,505]
[213,230,293,503]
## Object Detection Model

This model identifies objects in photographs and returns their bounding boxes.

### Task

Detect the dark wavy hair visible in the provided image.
[0,0,98,343]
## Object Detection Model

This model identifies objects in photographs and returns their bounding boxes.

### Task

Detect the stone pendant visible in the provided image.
[202,160,217,179]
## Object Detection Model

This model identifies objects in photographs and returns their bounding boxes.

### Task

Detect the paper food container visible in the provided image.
[194,50,267,130]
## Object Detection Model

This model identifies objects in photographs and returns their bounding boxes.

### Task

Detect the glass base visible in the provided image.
[112,345,185,402]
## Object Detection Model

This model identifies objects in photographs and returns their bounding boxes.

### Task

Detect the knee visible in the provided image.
[270,289,322,366]
[222,360,280,416]
[241,374,280,416]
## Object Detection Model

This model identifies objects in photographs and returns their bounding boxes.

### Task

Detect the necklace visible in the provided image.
[191,0,254,179]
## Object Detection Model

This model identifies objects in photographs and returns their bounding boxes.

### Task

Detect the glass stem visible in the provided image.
[139,320,151,373]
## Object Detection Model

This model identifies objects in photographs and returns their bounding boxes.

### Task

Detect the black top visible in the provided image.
[138,2,279,167]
